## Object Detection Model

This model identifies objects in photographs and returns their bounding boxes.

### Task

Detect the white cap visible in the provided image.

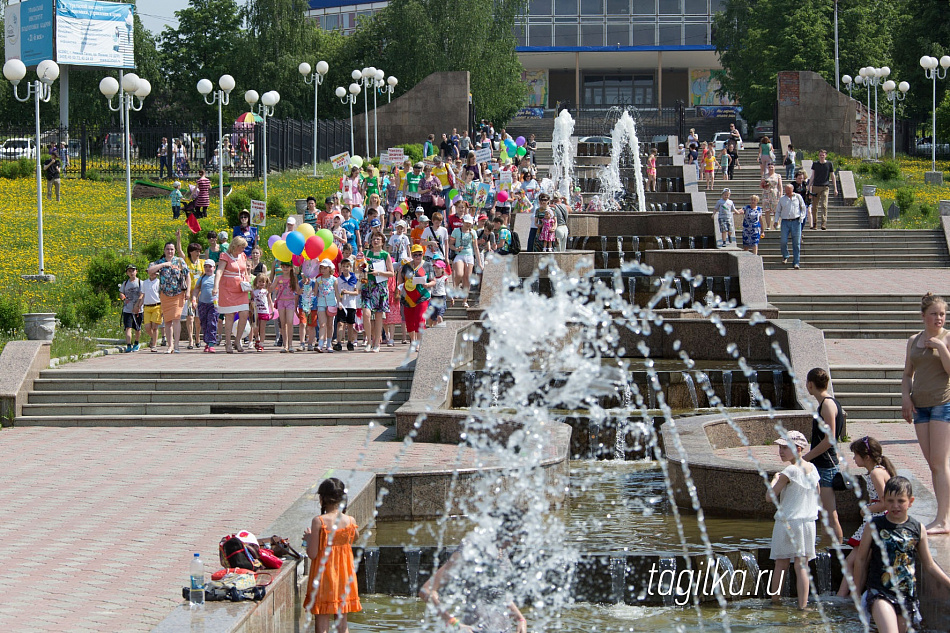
[286,217,297,225]
[320,258,334,267]
[395,220,407,228]
[462,215,474,224]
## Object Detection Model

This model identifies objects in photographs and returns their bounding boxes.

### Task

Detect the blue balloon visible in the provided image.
[351,206,364,221]
[285,230,306,255]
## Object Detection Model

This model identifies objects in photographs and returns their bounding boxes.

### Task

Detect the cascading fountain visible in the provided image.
[599,109,647,213]
[551,109,576,199]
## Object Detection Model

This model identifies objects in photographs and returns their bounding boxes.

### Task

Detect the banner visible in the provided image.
[696,106,741,119]
[330,151,350,170]
[521,70,548,108]
[5,0,55,67]
[250,200,266,226]
[515,107,544,119]
[386,147,405,164]
[56,0,135,68]
[474,147,492,164]
[499,170,513,192]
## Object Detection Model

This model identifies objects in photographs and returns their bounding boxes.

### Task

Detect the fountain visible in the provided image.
[551,109,576,199]
[599,110,647,213]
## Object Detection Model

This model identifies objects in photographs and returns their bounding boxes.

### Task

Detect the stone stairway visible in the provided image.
[770,294,922,339]
[829,365,904,421]
[759,229,950,269]
[14,367,413,427]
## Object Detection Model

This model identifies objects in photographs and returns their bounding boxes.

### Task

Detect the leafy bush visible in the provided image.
[920,203,934,216]
[874,160,901,181]
[267,195,286,219]
[141,239,165,262]
[57,302,78,329]
[87,250,147,300]
[396,143,423,163]
[224,189,252,227]
[0,161,22,179]
[77,292,110,325]
[0,294,24,332]
[894,187,915,213]
[85,168,101,181]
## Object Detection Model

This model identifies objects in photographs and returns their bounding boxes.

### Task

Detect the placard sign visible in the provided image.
[330,151,351,170]
[474,147,492,164]
[250,199,266,226]
[386,147,405,164]
[4,0,55,66]
[56,0,135,68]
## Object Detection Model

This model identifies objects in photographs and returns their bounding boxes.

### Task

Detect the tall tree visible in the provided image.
[889,0,950,121]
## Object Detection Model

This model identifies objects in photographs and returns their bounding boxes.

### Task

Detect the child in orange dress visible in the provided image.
[303,478,361,633]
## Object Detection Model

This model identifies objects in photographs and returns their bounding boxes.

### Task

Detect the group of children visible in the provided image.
[766,367,950,632]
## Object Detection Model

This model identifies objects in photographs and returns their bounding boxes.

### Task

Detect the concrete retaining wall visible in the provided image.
[0,340,50,422]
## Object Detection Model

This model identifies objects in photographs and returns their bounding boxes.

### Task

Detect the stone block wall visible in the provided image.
[777,71,856,156]
[351,71,470,156]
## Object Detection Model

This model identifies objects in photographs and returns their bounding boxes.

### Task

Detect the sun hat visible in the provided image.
[319,258,334,268]
[286,217,297,225]
[411,244,425,253]
[418,214,430,223]
[415,206,424,216]
[462,214,474,224]
[217,231,229,242]
[395,220,408,228]
[434,259,448,269]
[774,430,809,450]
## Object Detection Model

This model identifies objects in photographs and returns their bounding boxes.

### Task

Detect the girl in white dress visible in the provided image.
[768,430,820,609]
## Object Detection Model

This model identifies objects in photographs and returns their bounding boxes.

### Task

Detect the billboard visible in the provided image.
[5,0,55,66]
[55,0,135,68]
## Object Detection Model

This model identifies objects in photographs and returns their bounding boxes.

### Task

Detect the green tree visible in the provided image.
[889,1,950,121]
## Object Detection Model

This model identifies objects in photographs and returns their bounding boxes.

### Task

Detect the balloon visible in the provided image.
[291,253,304,266]
[496,190,509,203]
[350,155,363,168]
[232,319,251,339]
[351,207,364,221]
[305,235,325,260]
[515,136,526,147]
[301,259,320,278]
[448,189,459,200]
[296,223,315,238]
[319,243,339,261]
[285,230,306,255]
[316,229,334,248]
[272,240,292,262]
[281,231,290,240]
[505,139,516,153]
[516,146,527,157]
[267,235,280,249]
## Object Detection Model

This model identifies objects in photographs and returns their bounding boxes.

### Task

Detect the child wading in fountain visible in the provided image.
[250,273,272,352]
[853,477,950,633]
[303,478,362,633]
[715,188,736,248]
[767,430,820,610]
[837,436,896,597]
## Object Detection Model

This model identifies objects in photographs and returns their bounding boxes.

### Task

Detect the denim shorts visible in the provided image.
[914,403,950,424]
[816,465,839,489]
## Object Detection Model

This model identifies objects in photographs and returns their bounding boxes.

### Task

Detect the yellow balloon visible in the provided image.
[296,223,315,239]
[272,240,292,262]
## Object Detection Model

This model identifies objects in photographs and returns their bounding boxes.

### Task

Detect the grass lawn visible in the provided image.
[0,165,342,355]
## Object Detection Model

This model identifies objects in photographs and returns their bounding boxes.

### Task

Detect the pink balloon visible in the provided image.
[496,190,509,203]
[281,231,290,240]
[291,253,304,266]
[268,235,280,248]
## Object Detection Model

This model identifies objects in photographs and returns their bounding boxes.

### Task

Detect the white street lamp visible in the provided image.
[842,74,853,99]
[337,83,360,157]
[381,75,398,103]
[371,67,385,158]
[883,79,910,160]
[246,89,279,201]
[198,74,234,217]
[300,60,329,177]
[920,55,950,178]
[357,67,377,158]
[4,58,58,279]
[100,70,149,254]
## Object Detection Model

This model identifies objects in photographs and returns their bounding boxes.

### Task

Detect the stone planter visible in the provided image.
[862,184,877,197]
[23,313,56,341]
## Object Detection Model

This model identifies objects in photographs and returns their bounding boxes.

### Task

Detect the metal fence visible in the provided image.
[571,105,683,140]
[0,118,351,180]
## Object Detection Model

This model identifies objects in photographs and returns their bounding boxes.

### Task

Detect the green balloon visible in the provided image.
[516,146,527,157]
[448,188,459,199]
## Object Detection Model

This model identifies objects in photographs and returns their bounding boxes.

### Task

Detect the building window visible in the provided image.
[606,0,629,14]
[322,14,339,30]
[515,24,527,46]
[632,0,655,14]
[633,22,655,45]
[529,23,553,46]
[580,0,603,14]
[554,23,577,46]
[684,22,707,44]
[555,0,577,15]
[530,0,553,15]
[684,0,706,14]
[658,0,680,14]
[606,22,630,46]
[657,22,681,45]
[711,0,725,11]
[634,77,654,105]
[580,22,603,45]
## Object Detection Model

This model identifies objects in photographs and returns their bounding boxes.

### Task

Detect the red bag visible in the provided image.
[257,547,283,570]
[211,567,254,581]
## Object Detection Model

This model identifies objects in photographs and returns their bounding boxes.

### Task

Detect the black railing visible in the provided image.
[0,118,351,180]
[571,106,681,140]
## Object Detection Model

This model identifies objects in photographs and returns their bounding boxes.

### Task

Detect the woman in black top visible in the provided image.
[803,367,845,541]
[726,142,739,180]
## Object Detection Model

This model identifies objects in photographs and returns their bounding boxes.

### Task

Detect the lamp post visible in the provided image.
[3,58,58,279]
[920,55,950,179]
[299,60,329,177]
[883,80,910,160]
[834,0,840,91]
[197,74,235,218]
[380,75,398,103]
[100,72,150,253]
[336,83,360,157]
[245,89,280,201]
[842,74,853,99]
[371,68,384,158]
[356,68,375,158]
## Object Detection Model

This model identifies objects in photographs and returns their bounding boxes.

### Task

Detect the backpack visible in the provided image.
[508,230,522,255]
[219,533,263,571]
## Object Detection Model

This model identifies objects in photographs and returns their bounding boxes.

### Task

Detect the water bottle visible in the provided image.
[189,553,205,605]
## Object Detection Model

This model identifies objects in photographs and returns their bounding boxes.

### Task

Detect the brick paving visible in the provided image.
[0,425,490,632]
[824,338,907,367]
[764,268,950,296]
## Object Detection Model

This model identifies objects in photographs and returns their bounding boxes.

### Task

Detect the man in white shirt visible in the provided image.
[776,184,806,269]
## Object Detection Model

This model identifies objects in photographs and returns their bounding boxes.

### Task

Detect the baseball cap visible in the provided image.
[370,218,381,228]
[774,430,809,450]
[217,231,229,242]
[411,244,425,253]
[418,214,430,223]
[395,220,407,228]
[319,258,334,268]
[286,217,297,225]
[462,215,474,224]
[203,260,214,267]
[722,188,731,194]
[126,264,137,270]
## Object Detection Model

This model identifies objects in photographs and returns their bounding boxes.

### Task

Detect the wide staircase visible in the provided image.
[827,365,904,421]
[15,367,413,427]
[769,294,923,339]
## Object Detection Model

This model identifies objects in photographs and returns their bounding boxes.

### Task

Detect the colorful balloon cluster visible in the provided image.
[269,222,338,265]
[503,136,528,159]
